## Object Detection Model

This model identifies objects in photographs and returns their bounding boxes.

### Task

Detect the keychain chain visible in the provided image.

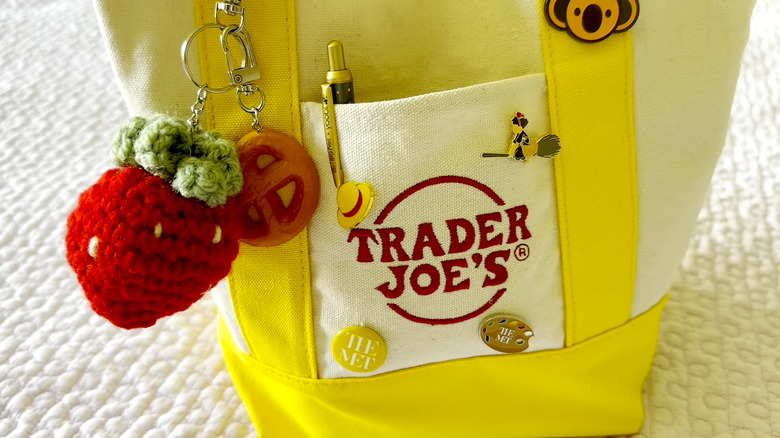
[187,86,209,131]
[182,0,266,133]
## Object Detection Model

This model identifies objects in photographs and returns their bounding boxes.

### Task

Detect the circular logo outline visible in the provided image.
[374,175,510,325]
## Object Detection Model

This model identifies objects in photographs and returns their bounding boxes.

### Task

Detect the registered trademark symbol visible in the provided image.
[514,244,530,261]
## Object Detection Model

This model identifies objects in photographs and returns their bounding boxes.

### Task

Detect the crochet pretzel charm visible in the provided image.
[235,129,321,247]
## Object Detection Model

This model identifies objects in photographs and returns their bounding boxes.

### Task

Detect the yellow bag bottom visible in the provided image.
[219,296,666,437]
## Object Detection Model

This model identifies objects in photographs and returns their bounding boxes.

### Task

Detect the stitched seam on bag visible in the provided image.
[302,231,318,378]
[197,2,215,131]
[624,32,639,323]
[552,32,576,347]
[283,0,317,379]
[196,0,253,357]
[284,0,318,380]
[540,1,576,347]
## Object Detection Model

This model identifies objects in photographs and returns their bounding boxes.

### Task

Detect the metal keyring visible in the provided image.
[181,23,238,94]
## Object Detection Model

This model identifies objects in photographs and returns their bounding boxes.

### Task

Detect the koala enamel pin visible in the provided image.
[545,0,639,42]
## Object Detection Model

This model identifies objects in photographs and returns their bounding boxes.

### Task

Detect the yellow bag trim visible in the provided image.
[220,295,668,437]
[538,1,639,345]
[196,0,318,379]
[203,1,655,434]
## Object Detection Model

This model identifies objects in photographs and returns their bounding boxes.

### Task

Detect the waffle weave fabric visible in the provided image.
[65,167,241,329]
[0,1,777,436]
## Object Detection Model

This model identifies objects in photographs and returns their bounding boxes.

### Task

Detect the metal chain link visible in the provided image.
[187,86,209,132]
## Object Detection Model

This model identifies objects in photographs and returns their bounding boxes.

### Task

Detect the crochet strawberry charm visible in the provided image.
[66,115,244,329]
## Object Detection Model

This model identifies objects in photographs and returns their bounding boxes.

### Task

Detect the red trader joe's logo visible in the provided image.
[347,176,531,325]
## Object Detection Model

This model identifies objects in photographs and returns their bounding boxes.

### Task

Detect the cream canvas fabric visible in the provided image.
[296,0,545,102]
[93,0,196,118]
[630,2,756,316]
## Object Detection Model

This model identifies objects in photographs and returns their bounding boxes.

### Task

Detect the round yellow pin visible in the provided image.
[331,325,387,373]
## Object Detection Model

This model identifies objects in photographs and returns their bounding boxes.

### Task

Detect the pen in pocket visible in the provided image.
[321,41,353,188]
[320,41,375,230]
[326,41,354,104]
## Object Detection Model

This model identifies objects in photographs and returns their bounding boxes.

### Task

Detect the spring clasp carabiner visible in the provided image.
[181,0,267,131]
[221,25,261,87]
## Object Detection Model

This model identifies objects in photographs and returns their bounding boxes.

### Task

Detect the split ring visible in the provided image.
[181,23,242,94]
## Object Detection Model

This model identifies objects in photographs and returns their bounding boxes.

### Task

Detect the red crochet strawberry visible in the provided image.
[66,167,241,329]
[66,115,244,329]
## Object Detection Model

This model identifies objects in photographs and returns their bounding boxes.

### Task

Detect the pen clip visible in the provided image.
[322,83,344,188]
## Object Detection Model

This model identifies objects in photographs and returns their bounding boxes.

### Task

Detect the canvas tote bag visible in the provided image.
[94,0,756,436]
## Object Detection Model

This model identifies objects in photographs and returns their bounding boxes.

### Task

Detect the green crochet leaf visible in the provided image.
[191,130,243,198]
[172,157,228,208]
[112,116,147,168]
[133,115,192,179]
[110,114,243,207]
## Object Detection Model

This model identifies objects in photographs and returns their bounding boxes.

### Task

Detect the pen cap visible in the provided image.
[326,41,353,84]
[328,41,347,71]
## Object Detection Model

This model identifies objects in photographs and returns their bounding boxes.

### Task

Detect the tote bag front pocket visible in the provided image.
[300,74,565,378]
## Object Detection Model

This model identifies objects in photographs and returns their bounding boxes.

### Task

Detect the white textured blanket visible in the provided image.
[0,1,776,437]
